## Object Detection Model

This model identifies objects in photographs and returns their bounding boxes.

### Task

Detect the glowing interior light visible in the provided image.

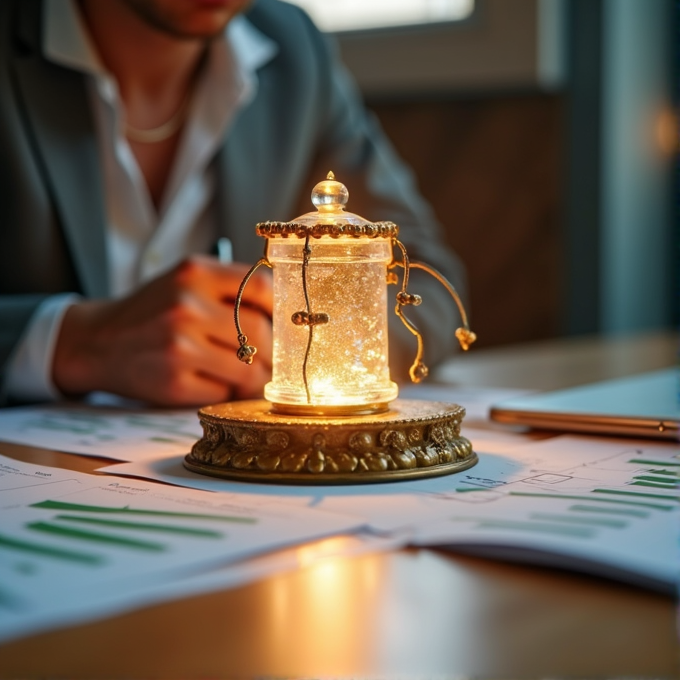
[262,173,399,414]
[264,232,398,411]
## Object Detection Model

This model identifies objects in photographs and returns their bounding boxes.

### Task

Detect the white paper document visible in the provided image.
[0,455,366,643]
[412,488,678,591]
[99,435,680,592]
[0,387,530,462]
[0,404,202,461]
[410,436,680,592]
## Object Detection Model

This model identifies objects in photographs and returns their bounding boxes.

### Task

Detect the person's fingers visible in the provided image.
[223,267,273,319]
[172,256,274,317]
[188,329,272,397]
[110,296,271,403]
[149,367,235,407]
[148,288,273,370]
[52,257,275,406]
[104,333,238,407]
[205,302,273,369]
[143,312,271,400]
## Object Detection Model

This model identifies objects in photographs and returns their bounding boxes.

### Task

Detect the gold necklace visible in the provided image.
[125,94,189,144]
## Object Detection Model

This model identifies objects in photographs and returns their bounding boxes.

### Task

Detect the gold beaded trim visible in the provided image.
[256,220,399,239]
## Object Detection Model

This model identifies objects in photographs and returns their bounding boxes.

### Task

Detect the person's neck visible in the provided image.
[76,0,206,111]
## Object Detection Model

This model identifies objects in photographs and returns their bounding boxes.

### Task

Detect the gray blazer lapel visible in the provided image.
[214,57,313,265]
[12,0,109,297]
[215,111,274,265]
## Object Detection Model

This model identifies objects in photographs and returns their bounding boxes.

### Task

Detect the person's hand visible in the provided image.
[52,255,272,406]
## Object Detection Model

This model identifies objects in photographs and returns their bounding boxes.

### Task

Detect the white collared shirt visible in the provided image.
[5,0,276,401]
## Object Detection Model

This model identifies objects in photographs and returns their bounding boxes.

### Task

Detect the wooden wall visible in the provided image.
[369,93,565,348]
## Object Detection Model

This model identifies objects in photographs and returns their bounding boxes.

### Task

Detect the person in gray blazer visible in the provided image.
[0,0,466,407]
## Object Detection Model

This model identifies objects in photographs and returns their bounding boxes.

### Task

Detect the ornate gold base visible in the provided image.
[185,399,477,485]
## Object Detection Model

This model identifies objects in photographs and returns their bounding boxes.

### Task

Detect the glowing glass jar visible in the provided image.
[258,174,399,415]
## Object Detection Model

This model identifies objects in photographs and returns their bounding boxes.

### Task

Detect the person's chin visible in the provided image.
[165,14,234,39]
[188,0,250,12]
[191,0,239,6]
[183,0,250,34]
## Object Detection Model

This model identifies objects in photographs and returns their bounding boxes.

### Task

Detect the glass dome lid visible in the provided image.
[256,172,399,238]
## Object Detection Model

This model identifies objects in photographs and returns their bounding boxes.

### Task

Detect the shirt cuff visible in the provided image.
[4,294,81,403]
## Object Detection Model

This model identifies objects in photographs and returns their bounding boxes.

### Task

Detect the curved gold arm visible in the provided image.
[234,255,272,364]
[391,239,427,382]
[394,304,428,383]
[390,238,477,383]
[409,261,477,351]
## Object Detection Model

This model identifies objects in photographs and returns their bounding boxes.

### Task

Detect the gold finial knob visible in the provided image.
[311,171,349,213]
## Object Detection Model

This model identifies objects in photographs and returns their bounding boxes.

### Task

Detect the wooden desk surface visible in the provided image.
[1,332,678,679]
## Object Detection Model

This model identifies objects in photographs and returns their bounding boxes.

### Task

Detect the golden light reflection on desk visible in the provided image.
[264,537,383,673]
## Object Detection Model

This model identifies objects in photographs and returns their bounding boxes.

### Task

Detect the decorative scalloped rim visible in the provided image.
[184,453,478,485]
[255,220,399,239]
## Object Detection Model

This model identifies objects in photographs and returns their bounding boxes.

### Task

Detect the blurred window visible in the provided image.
[287,0,475,33]
[284,1,566,95]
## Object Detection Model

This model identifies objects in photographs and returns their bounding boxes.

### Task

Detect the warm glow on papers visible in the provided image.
[0,455,364,643]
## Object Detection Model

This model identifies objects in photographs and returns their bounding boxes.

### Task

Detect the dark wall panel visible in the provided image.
[370,94,564,348]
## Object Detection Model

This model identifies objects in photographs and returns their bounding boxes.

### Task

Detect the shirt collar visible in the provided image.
[43,0,277,80]
[44,0,106,75]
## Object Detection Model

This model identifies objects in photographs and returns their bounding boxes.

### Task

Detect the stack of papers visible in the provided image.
[0,388,677,643]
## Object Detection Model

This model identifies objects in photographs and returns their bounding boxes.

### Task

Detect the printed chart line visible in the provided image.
[509,491,676,511]
[0,533,103,565]
[54,515,224,538]
[569,504,649,519]
[634,474,679,484]
[631,481,678,490]
[593,488,680,502]
[27,521,167,552]
[529,512,628,529]
[628,459,680,467]
[31,500,257,523]
[449,517,594,539]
